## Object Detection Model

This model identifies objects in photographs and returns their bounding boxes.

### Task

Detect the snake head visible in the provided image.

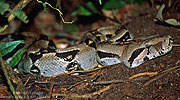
[143,35,173,57]
[122,35,173,68]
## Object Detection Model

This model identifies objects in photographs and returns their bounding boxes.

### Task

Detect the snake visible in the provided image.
[17,25,173,77]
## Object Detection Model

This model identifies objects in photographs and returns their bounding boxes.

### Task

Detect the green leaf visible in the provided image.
[12,9,29,23]
[42,3,48,13]
[125,0,135,4]
[135,0,145,5]
[99,0,102,5]
[72,6,93,16]
[165,19,180,26]
[0,0,9,15]
[0,40,23,56]
[126,0,144,5]
[9,49,26,68]
[72,1,97,16]
[63,23,79,33]
[103,0,145,10]
[103,0,126,10]
[0,25,8,33]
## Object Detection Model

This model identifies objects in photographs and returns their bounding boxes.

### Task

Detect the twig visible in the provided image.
[48,81,55,100]
[8,0,32,22]
[66,71,104,91]
[165,0,179,13]
[143,70,170,87]
[129,72,158,79]
[1,0,31,32]
[34,80,75,87]
[89,71,103,82]
[67,71,104,91]
[49,65,112,78]
[2,60,28,99]
[112,9,122,23]
[143,60,180,87]
[36,0,73,24]
[32,96,49,100]
[24,77,30,86]
[52,85,111,99]
[92,77,149,85]
[173,44,180,47]
[66,79,87,91]
[0,55,19,100]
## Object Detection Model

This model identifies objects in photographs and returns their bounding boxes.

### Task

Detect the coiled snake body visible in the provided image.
[18,26,173,77]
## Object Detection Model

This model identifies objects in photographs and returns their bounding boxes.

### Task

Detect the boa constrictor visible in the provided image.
[18,26,173,77]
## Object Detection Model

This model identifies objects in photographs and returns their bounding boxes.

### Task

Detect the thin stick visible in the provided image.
[24,77,30,86]
[0,55,19,100]
[8,0,32,22]
[143,60,180,87]
[36,0,73,24]
[32,96,49,100]
[49,65,112,78]
[173,44,180,47]
[34,80,75,87]
[143,70,170,87]
[52,85,111,99]
[67,79,87,90]
[92,77,149,85]
[129,72,158,79]
[48,81,55,100]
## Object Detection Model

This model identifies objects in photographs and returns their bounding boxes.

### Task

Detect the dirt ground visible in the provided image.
[0,0,180,100]
[95,3,180,99]
[98,14,180,100]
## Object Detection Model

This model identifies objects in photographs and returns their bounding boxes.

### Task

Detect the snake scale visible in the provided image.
[17,25,173,77]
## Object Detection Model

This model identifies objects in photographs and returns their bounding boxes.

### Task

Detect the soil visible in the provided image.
[0,1,180,100]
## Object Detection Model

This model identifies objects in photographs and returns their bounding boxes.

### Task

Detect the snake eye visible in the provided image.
[30,65,40,74]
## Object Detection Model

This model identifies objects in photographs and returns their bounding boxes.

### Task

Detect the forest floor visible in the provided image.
[0,0,180,100]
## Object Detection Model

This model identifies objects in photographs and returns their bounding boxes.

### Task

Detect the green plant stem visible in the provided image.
[0,54,19,100]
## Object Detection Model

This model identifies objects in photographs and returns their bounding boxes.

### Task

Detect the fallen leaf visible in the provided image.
[165,18,180,26]
[156,4,165,21]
